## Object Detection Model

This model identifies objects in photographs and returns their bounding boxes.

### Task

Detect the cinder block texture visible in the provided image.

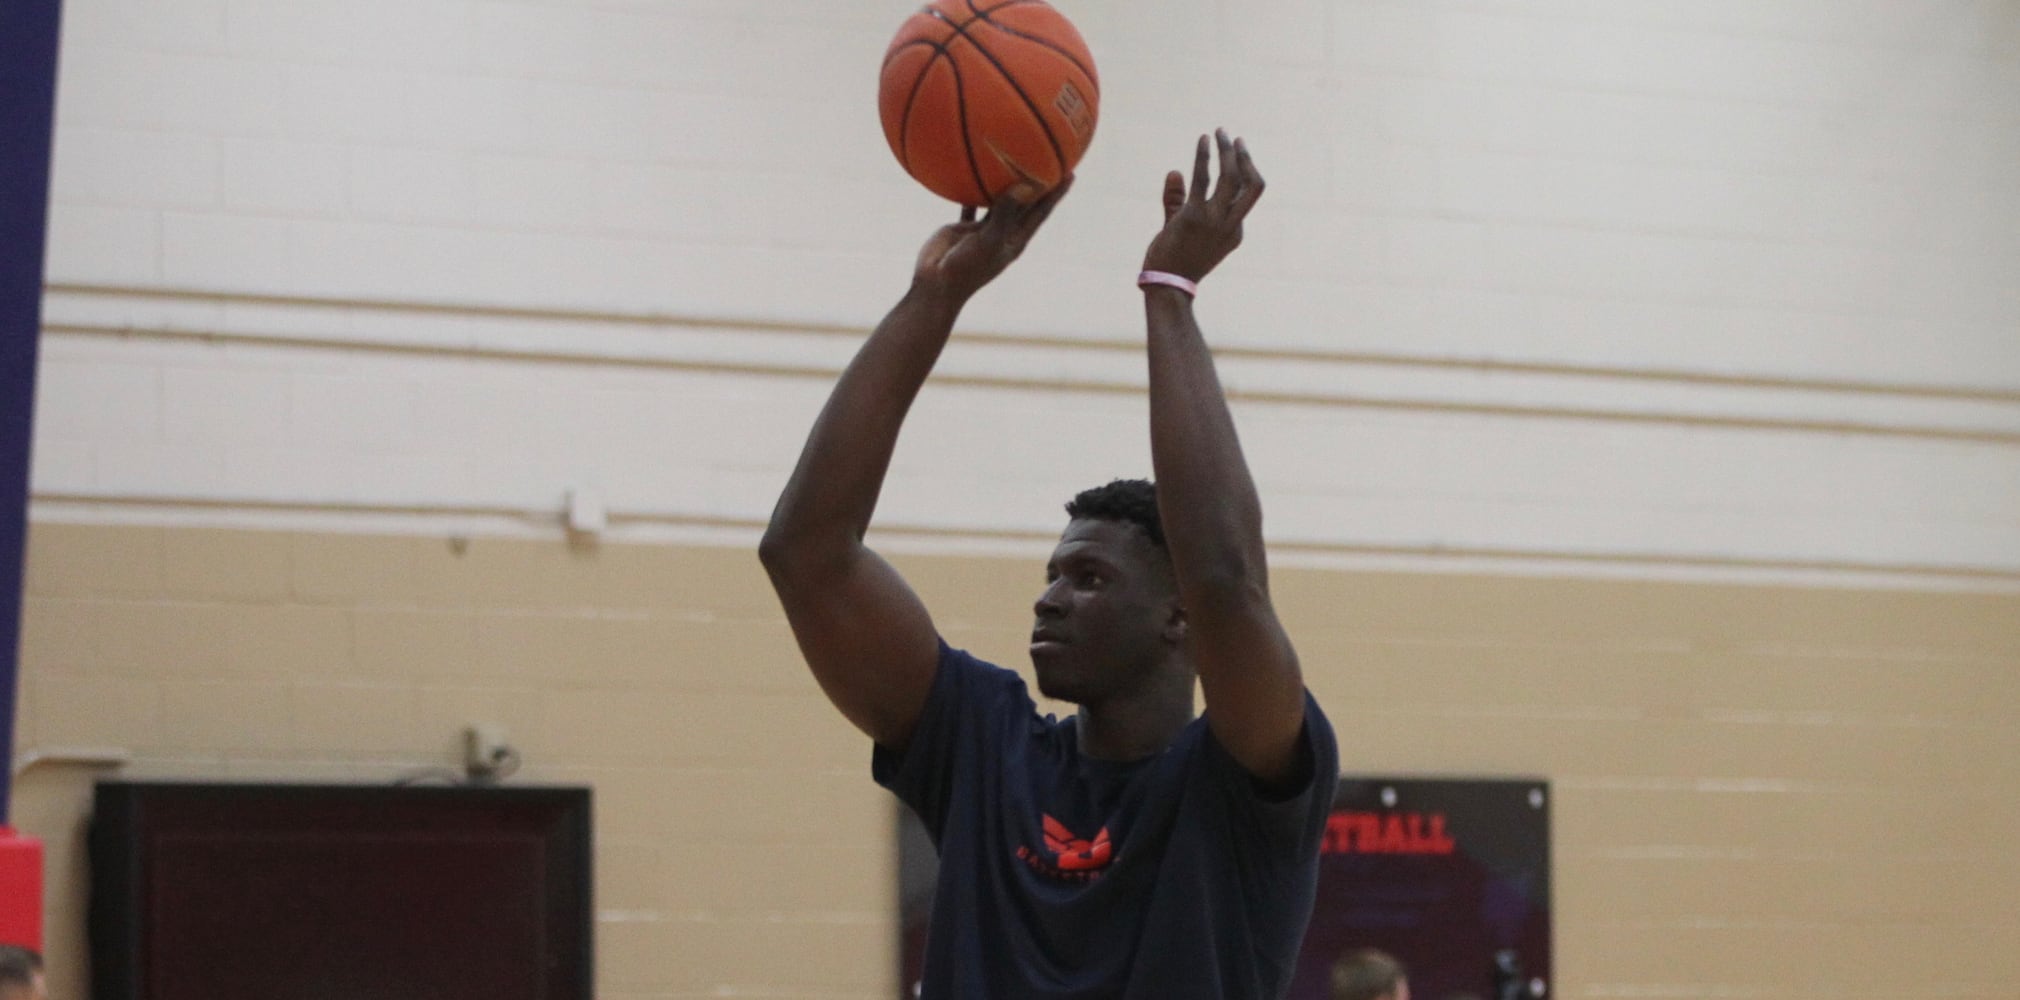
[12,524,2019,997]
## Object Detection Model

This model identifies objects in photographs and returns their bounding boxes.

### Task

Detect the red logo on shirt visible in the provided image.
[1017,815,1113,882]
[1043,815,1112,870]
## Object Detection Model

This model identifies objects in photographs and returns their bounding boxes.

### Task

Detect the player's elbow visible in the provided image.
[758,521,858,590]
[1183,558,1271,610]
[757,523,796,571]
[760,491,856,564]
[757,517,818,579]
[757,527,821,586]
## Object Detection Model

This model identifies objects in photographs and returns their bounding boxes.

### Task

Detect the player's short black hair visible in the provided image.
[1065,479,1165,549]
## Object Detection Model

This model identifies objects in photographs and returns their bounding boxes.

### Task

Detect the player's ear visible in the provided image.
[1163,603,1187,644]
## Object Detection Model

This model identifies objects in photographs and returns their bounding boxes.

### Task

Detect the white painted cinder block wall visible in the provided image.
[30,0,2020,588]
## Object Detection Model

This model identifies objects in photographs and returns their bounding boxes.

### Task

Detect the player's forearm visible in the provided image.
[761,285,965,563]
[1143,287,1269,595]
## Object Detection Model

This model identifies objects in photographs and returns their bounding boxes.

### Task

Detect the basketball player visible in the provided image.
[761,129,1337,998]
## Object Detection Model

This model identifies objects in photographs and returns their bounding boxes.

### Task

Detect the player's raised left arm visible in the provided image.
[1141,129,1308,788]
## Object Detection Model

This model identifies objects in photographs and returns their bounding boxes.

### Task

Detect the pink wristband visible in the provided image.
[1137,270,1198,297]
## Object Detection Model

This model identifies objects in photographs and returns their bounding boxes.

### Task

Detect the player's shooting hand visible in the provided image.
[913,177,1073,302]
[1142,129,1264,283]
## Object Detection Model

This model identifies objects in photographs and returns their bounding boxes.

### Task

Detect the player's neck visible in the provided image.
[1074,684,1195,762]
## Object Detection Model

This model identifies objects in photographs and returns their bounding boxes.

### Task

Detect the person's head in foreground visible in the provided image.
[1331,947,1409,1000]
[0,945,46,1000]
[1031,479,1192,715]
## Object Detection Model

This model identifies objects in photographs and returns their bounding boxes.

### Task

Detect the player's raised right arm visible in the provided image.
[759,181,1069,752]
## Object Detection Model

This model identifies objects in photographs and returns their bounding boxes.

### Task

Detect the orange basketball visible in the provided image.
[879,0,1100,207]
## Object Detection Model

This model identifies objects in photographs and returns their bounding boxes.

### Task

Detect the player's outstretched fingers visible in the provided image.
[1212,128,1238,205]
[1232,137,1265,217]
[979,183,1037,242]
[1012,175,1073,244]
[1189,133,1212,204]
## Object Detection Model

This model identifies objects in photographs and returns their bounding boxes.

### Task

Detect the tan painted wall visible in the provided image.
[12,521,2020,998]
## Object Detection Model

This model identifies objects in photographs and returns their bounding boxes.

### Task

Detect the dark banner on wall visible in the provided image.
[897,775,1551,1000]
[1289,777,1552,1000]
[1,0,64,823]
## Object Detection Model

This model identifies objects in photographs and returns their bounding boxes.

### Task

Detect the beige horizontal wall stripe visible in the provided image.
[43,318,2020,447]
[868,520,2020,585]
[46,282,2020,405]
[31,494,2020,587]
[41,321,846,384]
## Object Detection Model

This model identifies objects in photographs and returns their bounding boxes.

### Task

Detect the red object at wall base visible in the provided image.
[0,827,43,950]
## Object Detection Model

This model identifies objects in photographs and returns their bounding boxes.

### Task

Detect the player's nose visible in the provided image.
[1033,579,1067,619]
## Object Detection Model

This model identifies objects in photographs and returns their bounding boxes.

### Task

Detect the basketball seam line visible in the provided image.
[885,36,987,200]
[887,39,945,175]
[964,0,1100,99]
[925,5,1069,186]
[944,47,992,206]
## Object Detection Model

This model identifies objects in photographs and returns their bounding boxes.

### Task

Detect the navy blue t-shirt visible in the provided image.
[874,641,1340,1000]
